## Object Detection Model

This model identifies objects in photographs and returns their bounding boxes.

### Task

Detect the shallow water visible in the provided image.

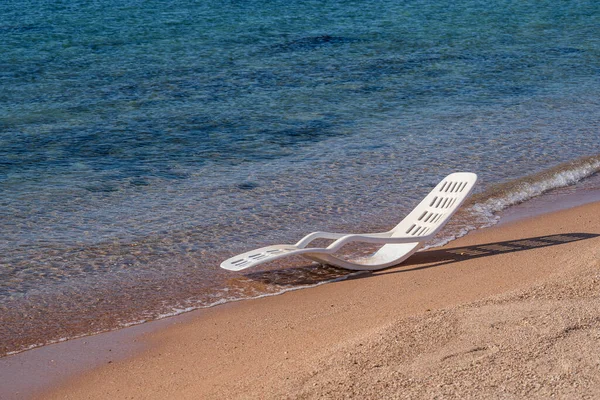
[1,0,600,355]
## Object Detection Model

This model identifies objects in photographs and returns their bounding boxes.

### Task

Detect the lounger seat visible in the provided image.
[221,172,477,271]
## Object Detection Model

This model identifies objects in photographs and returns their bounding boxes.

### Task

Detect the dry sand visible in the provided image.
[24,202,600,398]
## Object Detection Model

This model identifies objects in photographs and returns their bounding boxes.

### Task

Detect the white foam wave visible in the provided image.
[471,158,600,225]
[423,156,600,251]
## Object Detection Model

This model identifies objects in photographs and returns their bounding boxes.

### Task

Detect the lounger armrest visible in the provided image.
[295,230,395,248]
[294,231,348,248]
[325,233,421,250]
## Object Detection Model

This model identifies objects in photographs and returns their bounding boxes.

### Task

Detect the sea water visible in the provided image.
[1,0,600,355]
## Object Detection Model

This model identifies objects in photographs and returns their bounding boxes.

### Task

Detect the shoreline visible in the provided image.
[1,193,598,399]
[3,161,599,360]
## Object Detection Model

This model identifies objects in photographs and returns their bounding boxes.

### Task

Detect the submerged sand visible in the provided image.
[18,202,600,399]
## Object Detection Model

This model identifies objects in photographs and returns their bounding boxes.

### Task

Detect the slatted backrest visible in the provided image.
[391,172,478,239]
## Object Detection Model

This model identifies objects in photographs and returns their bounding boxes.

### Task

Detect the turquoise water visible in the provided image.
[1,0,600,355]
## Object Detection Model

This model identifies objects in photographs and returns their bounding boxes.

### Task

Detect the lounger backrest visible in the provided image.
[391,172,478,239]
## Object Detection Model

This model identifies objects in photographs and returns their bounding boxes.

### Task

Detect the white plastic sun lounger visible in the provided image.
[221,172,477,271]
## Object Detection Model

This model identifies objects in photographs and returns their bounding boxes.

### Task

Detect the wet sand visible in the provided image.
[3,201,600,399]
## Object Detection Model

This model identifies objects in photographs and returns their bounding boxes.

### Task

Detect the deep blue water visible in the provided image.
[1,0,600,355]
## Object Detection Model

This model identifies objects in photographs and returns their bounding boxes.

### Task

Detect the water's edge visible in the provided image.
[3,157,599,358]
[1,176,598,400]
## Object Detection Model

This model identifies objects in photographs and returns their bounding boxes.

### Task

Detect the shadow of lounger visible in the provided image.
[243,233,599,286]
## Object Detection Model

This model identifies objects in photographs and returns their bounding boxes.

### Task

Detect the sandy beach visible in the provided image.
[2,201,598,399]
